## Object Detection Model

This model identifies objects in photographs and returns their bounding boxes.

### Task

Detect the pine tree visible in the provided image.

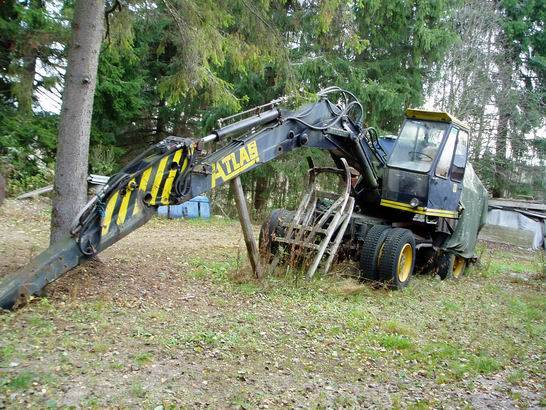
[50,0,105,243]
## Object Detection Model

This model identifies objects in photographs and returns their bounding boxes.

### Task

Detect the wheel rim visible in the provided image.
[397,243,413,282]
[453,257,464,278]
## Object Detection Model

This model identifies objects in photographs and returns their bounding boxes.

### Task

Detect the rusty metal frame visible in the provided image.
[271,158,355,278]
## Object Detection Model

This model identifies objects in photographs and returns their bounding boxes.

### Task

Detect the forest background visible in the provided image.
[0,0,544,219]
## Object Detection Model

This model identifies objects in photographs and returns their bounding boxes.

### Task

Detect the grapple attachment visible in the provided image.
[265,158,355,278]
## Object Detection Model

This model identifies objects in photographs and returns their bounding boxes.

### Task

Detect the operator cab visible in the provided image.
[381,109,470,219]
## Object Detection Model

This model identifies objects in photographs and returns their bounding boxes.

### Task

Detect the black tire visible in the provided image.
[437,252,465,280]
[359,225,391,282]
[378,228,416,289]
[258,209,294,262]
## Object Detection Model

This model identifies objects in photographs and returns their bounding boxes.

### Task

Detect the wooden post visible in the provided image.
[230,176,262,278]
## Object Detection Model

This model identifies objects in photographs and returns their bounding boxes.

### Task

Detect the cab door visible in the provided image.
[427,126,469,214]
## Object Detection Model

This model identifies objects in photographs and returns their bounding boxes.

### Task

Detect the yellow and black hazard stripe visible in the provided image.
[380,199,458,218]
[101,147,191,237]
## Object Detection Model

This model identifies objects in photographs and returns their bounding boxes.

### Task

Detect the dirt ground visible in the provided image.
[0,198,544,409]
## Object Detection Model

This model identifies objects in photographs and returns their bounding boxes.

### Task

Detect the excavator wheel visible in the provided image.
[359,225,391,282]
[258,209,294,262]
[437,252,466,280]
[378,228,416,289]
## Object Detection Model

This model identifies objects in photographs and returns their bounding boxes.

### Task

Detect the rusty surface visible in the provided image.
[270,158,355,278]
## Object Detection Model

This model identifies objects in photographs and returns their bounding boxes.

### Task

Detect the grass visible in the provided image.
[378,334,414,350]
[134,352,154,366]
[469,354,502,374]
[381,319,415,336]
[0,215,543,408]
[131,382,146,399]
[1,372,34,390]
[478,247,542,278]
[0,345,15,366]
[155,214,238,228]
[189,257,238,281]
[506,369,525,385]
[509,297,543,321]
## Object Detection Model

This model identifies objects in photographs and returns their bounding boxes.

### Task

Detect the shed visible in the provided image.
[479,199,546,249]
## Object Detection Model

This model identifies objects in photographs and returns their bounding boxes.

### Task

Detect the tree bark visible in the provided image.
[492,29,514,199]
[18,52,37,114]
[0,174,5,206]
[494,104,509,198]
[50,0,105,244]
[473,28,495,161]
[253,175,268,217]
[17,0,43,114]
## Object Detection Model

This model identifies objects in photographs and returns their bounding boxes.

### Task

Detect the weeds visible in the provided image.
[1,372,34,390]
[381,320,415,336]
[130,382,146,399]
[378,334,414,350]
[134,352,154,366]
[506,369,525,385]
[0,214,543,407]
[509,297,543,321]
[0,345,15,365]
[468,354,502,374]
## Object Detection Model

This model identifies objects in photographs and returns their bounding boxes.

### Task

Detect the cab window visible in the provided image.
[451,130,468,182]
[435,127,457,178]
[388,120,448,172]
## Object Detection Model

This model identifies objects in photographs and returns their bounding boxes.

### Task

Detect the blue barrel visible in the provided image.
[157,196,210,219]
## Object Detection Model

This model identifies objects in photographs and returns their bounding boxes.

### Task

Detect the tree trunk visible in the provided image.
[494,62,511,198]
[492,30,514,199]
[50,0,105,244]
[494,105,509,198]
[18,52,37,114]
[473,28,495,161]
[0,174,5,206]
[155,97,166,140]
[17,0,43,114]
[473,104,486,161]
[253,175,268,217]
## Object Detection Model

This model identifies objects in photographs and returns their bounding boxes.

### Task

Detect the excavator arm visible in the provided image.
[0,87,382,309]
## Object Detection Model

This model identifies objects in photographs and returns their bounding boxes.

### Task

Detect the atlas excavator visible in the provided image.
[0,87,488,309]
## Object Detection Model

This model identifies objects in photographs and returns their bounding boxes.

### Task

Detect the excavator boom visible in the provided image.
[0,88,381,309]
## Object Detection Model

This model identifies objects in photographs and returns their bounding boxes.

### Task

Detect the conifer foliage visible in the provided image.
[0,0,544,207]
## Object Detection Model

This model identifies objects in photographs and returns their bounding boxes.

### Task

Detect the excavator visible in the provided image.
[0,87,488,309]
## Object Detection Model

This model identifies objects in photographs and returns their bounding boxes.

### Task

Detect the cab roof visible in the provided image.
[405,108,470,131]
